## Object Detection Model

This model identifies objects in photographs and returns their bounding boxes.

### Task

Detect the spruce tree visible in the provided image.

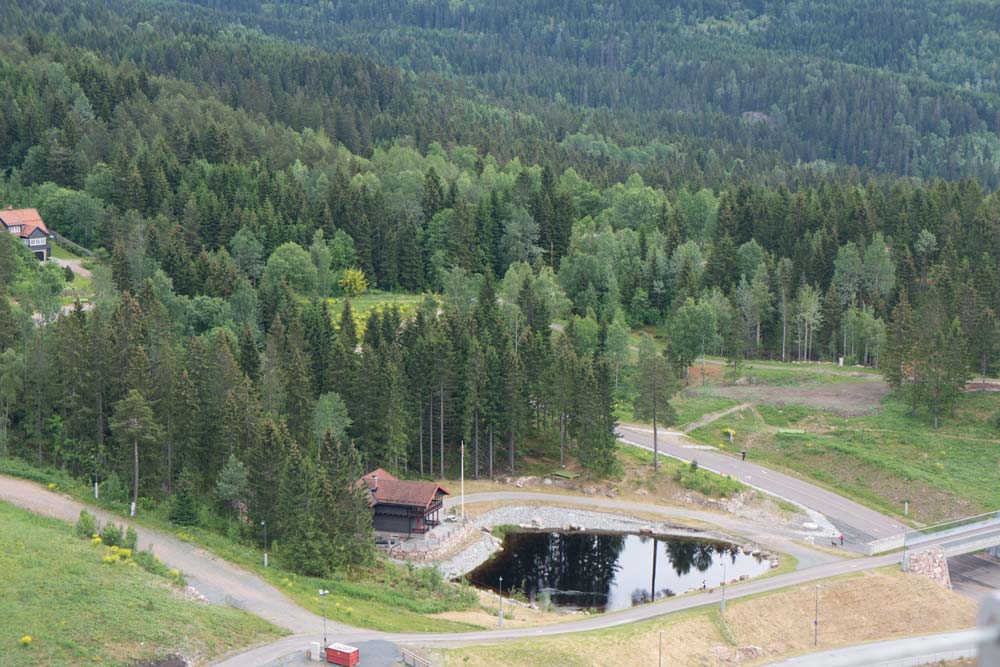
[169,467,199,526]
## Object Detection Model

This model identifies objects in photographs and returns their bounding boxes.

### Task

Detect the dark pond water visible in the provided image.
[466,531,770,612]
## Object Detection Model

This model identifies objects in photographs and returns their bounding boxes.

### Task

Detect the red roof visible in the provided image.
[0,208,49,239]
[358,469,449,510]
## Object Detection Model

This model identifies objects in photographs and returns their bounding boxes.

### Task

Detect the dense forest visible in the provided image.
[1,0,999,576]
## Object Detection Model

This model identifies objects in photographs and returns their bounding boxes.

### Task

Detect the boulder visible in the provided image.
[543,478,553,486]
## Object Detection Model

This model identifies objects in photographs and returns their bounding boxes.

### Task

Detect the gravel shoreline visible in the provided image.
[436,504,748,578]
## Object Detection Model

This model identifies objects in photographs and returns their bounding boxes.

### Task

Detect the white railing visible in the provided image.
[400,647,434,667]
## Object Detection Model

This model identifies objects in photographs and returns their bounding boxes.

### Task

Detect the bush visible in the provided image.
[100,521,123,548]
[100,472,128,504]
[133,549,186,587]
[124,526,138,551]
[63,265,74,282]
[75,509,97,539]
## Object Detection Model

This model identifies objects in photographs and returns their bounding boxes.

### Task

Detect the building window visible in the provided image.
[29,237,46,246]
[8,226,21,233]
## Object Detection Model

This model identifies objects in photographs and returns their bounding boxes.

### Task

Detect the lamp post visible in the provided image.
[318,589,329,647]
[92,452,99,499]
[813,584,820,646]
[261,520,268,568]
[498,576,504,628]
[720,561,727,613]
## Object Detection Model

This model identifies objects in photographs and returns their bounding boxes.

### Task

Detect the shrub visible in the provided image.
[63,265,74,282]
[123,526,138,551]
[100,472,128,504]
[133,549,186,587]
[100,521,123,548]
[74,509,97,539]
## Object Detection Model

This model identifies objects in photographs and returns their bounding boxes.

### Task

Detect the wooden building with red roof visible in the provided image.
[359,468,449,535]
[0,206,51,261]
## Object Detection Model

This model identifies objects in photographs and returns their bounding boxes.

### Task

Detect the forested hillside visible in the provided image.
[0,0,999,577]
[51,0,1000,186]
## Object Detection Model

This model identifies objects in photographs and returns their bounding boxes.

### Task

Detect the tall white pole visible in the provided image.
[461,440,465,520]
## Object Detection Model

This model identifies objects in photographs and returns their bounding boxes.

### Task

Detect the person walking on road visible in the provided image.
[741,449,746,461]
[839,533,844,546]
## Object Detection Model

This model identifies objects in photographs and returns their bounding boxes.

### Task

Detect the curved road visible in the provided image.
[618,423,904,542]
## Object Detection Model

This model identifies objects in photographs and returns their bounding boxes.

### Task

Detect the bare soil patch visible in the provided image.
[704,380,889,416]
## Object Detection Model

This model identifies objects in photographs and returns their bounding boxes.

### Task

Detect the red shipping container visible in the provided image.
[325,643,360,666]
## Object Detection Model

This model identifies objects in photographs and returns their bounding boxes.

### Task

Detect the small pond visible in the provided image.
[465,531,771,612]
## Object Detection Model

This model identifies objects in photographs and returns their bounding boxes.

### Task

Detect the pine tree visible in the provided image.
[318,435,375,569]
[277,440,330,576]
[169,467,199,526]
[634,335,679,472]
[882,290,914,391]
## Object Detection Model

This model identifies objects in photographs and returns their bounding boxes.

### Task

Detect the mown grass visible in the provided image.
[0,500,281,667]
[619,445,745,498]
[687,391,1000,523]
[0,457,481,633]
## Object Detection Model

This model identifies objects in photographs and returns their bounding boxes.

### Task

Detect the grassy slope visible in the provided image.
[0,459,480,633]
[436,568,975,667]
[0,501,281,667]
[685,387,1000,524]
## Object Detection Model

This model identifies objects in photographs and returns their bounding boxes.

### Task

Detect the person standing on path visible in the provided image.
[840,533,844,546]
[741,449,747,461]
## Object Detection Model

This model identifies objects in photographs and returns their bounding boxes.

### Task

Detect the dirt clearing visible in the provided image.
[702,379,889,416]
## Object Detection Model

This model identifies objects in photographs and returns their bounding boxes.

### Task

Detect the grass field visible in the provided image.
[435,568,975,667]
[325,291,426,322]
[0,501,281,666]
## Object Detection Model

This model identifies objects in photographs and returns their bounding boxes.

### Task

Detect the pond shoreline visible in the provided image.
[435,504,778,579]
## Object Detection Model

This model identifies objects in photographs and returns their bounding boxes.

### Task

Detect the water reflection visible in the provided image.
[466,531,770,612]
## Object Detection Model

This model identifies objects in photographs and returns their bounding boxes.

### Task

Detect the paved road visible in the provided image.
[618,423,905,542]
[765,628,985,666]
[951,554,1000,602]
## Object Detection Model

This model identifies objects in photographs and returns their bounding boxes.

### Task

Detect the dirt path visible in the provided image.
[681,403,752,433]
[51,256,93,278]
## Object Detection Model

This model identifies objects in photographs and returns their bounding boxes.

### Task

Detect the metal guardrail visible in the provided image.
[904,511,1000,548]
[400,647,434,667]
[49,231,94,257]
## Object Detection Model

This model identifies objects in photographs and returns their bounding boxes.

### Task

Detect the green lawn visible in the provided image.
[325,291,426,320]
[0,501,281,666]
[687,392,1000,523]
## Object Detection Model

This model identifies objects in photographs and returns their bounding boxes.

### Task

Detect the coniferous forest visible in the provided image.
[1,0,999,576]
